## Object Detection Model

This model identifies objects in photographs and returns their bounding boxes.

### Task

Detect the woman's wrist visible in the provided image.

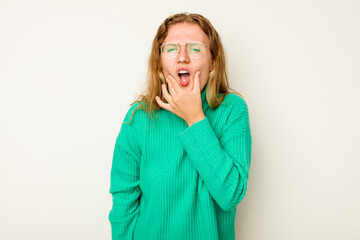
[186,114,205,127]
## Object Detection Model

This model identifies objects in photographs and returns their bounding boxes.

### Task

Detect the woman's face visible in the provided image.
[160,22,213,92]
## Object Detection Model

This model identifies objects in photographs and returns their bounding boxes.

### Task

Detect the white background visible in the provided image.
[1,0,359,239]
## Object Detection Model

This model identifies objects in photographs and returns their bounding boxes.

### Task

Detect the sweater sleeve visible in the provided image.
[108,108,142,240]
[177,96,252,211]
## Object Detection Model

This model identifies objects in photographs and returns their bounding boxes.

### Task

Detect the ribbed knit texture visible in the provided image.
[109,85,252,240]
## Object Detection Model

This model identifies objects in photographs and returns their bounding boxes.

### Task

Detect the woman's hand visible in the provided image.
[155,71,205,126]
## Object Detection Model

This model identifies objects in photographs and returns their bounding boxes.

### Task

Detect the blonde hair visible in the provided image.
[127,12,242,125]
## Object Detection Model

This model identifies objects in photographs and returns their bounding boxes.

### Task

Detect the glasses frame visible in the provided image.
[160,41,210,59]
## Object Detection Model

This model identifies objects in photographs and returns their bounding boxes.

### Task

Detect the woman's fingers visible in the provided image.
[155,84,174,111]
[161,83,172,103]
[166,75,179,97]
[155,95,167,109]
[193,71,200,92]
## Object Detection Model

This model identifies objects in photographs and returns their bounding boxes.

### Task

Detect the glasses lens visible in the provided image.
[162,43,179,58]
[187,42,205,59]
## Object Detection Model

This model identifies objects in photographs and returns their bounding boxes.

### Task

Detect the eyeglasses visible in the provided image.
[160,41,210,59]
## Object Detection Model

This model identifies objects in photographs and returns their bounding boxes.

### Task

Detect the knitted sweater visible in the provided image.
[108,85,252,240]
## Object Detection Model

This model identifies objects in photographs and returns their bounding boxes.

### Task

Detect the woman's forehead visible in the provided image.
[164,22,209,45]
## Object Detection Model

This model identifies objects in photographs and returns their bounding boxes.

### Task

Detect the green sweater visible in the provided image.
[109,85,252,240]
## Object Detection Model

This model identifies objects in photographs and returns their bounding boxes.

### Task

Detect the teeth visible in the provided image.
[178,70,189,74]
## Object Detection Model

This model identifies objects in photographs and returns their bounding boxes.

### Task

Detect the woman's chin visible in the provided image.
[179,83,192,91]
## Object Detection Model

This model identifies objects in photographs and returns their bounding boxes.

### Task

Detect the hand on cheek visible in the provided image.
[155,71,205,126]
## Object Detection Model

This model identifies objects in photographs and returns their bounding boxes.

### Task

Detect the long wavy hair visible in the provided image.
[127,12,242,125]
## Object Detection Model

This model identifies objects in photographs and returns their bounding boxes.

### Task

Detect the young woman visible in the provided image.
[109,12,252,240]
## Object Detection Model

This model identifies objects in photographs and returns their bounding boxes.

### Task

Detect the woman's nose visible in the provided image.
[177,46,190,63]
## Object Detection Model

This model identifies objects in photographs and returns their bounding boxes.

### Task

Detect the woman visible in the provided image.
[109,12,252,240]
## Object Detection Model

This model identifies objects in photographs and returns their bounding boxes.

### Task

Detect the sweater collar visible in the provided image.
[201,84,209,113]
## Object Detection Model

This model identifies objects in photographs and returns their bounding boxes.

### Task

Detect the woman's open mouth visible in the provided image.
[178,69,191,86]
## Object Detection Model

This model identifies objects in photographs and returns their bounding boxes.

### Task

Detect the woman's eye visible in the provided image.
[167,48,176,52]
[189,45,201,53]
